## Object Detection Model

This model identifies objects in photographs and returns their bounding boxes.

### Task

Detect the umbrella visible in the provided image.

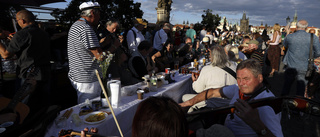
[0,0,66,6]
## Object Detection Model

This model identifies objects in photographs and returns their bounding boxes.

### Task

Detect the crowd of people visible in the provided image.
[1,1,320,136]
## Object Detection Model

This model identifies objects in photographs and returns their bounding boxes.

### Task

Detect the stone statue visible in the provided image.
[158,0,172,10]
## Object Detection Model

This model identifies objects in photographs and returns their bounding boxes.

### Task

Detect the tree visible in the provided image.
[201,9,221,30]
[0,4,24,32]
[194,22,202,33]
[51,0,143,31]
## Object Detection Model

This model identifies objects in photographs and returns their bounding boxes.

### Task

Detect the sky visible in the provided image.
[38,0,320,28]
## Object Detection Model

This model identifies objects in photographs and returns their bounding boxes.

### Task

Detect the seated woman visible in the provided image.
[151,39,175,72]
[132,96,189,137]
[107,48,141,86]
[182,45,237,112]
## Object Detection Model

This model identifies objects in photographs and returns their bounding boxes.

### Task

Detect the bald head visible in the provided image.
[297,20,308,30]
[17,10,35,23]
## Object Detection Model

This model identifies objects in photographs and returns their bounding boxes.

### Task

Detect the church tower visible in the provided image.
[240,11,249,33]
[290,10,298,28]
[293,10,297,23]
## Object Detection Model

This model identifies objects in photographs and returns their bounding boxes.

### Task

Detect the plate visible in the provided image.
[83,111,108,124]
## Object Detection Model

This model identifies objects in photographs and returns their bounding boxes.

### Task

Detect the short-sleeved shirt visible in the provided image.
[186,29,196,43]
[7,24,51,80]
[153,29,168,51]
[222,84,283,137]
[67,20,101,83]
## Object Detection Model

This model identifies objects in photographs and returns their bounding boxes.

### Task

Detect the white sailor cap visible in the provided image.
[79,2,100,11]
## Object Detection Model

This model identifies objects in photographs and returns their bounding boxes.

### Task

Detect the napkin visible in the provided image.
[108,80,121,108]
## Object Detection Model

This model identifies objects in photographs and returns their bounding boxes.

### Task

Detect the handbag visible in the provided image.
[305,33,315,80]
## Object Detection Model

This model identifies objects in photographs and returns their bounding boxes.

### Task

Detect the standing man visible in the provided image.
[185,24,196,44]
[199,26,207,43]
[0,10,51,115]
[282,20,320,96]
[99,18,121,53]
[153,24,170,54]
[68,2,105,103]
[127,18,147,54]
[180,59,283,137]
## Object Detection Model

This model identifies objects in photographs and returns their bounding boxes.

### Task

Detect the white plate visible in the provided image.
[83,111,108,124]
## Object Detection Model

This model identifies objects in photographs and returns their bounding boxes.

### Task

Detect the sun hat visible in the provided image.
[134,18,147,27]
[202,36,209,42]
[79,2,100,11]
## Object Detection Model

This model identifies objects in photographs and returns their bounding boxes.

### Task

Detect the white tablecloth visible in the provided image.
[45,73,193,137]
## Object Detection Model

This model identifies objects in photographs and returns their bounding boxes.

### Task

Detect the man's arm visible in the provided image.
[234,99,276,137]
[0,42,14,59]
[90,47,104,61]
[179,88,222,107]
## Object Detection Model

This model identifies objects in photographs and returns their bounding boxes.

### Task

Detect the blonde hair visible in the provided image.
[273,23,281,32]
[229,46,239,60]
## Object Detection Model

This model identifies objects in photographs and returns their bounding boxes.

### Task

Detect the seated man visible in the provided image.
[180,59,283,137]
[128,40,154,80]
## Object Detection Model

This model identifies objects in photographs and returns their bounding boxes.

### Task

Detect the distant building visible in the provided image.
[240,11,249,33]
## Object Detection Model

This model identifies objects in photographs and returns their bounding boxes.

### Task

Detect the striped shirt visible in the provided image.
[251,49,264,66]
[67,20,102,83]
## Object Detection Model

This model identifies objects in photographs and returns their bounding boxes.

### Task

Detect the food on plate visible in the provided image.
[85,112,106,122]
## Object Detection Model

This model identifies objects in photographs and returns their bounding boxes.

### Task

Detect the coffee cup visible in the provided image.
[137,90,144,100]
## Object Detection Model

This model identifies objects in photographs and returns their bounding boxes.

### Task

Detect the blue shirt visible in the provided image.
[283,30,320,71]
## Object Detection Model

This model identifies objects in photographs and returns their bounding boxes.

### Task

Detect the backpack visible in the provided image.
[122,29,137,54]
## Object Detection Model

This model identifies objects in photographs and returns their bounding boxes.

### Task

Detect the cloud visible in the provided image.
[184,3,193,9]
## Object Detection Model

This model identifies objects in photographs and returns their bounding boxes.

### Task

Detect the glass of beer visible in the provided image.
[174,60,179,70]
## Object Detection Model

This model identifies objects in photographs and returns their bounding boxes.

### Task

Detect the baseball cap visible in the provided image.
[79,2,100,11]
[202,36,209,42]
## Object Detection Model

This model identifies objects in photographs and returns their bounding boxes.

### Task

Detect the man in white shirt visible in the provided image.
[127,18,147,54]
[199,26,207,42]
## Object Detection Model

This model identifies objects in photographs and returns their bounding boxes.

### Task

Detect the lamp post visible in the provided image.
[286,16,290,25]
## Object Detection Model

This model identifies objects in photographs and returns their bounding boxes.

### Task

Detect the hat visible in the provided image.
[79,2,100,11]
[202,36,209,42]
[248,40,259,45]
[134,18,147,27]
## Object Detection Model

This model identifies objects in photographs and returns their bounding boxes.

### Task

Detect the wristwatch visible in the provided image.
[258,128,267,136]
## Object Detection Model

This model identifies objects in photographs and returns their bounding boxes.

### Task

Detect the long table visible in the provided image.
[45,73,193,137]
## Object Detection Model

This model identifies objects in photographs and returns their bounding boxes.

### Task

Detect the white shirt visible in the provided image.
[153,29,168,51]
[127,27,145,54]
[192,63,237,93]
